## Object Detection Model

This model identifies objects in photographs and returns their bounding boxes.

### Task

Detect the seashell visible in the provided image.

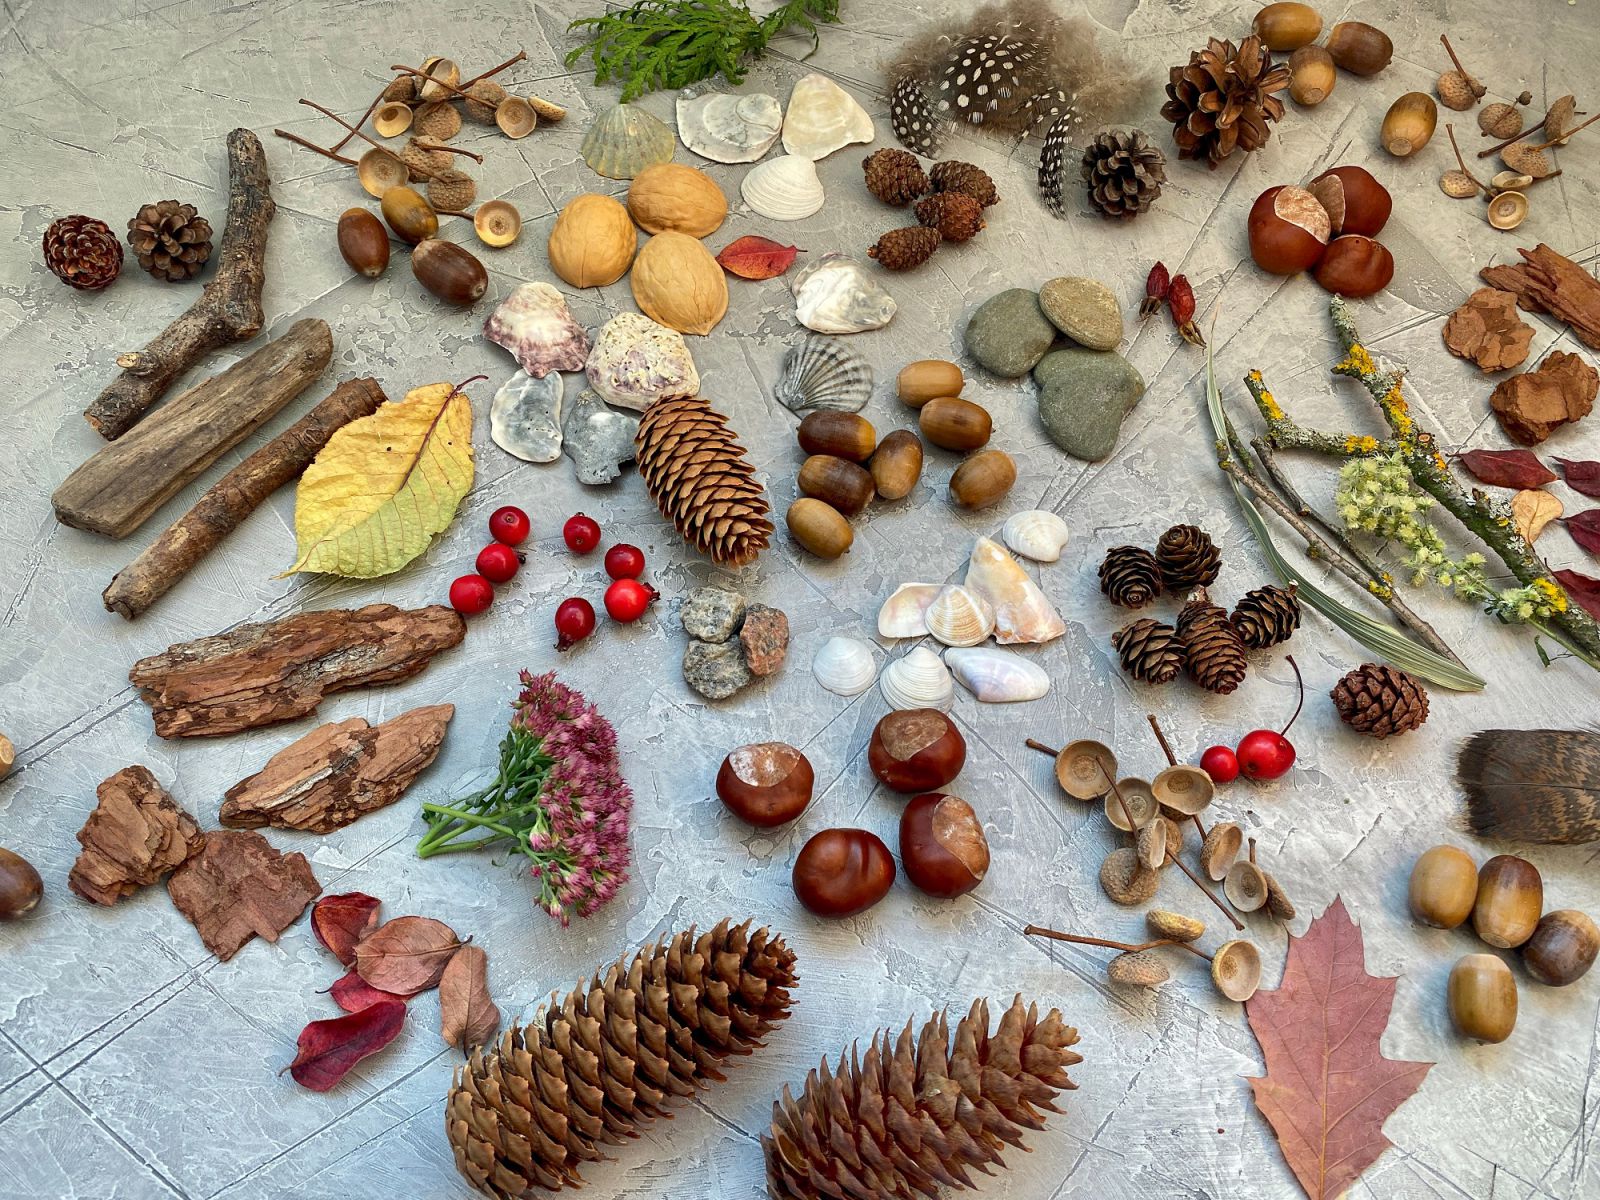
[1054,739,1116,800]
[963,536,1065,645]
[878,583,940,638]
[561,388,639,485]
[1105,778,1159,832]
[1151,764,1214,815]
[584,312,699,412]
[483,282,592,379]
[676,90,783,163]
[879,646,954,712]
[925,585,995,648]
[791,254,898,334]
[741,154,825,220]
[581,103,675,179]
[490,370,564,463]
[781,73,875,160]
[944,647,1049,703]
[812,636,877,696]
[774,335,874,413]
[1002,510,1069,562]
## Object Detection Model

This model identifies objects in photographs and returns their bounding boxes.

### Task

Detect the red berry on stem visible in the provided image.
[1200,745,1240,783]
[449,574,494,616]
[1236,655,1305,781]
[488,505,531,545]
[563,512,601,553]
[604,543,646,580]
[475,542,522,584]
[604,577,659,623]
[554,597,596,650]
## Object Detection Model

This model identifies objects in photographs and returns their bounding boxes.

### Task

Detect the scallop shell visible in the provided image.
[561,389,639,485]
[741,154,825,220]
[943,647,1049,702]
[490,370,564,463]
[676,90,783,163]
[963,536,1065,644]
[483,282,592,379]
[774,335,873,414]
[791,254,898,334]
[925,585,995,647]
[879,646,954,711]
[877,583,939,638]
[1002,510,1069,563]
[781,73,875,160]
[581,103,675,179]
[585,312,699,412]
[812,636,877,696]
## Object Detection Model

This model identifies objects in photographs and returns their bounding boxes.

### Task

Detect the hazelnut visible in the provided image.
[868,709,966,793]
[1248,185,1330,275]
[792,828,895,918]
[1313,235,1394,298]
[716,742,814,828]
[899,793,989,898]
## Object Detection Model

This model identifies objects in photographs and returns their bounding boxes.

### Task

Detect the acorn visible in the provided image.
[1252,2,1322,51]
[1448,953,1517,1043]
[1326,21,1393,75]
[1472,854,1542,948]
[1522,910,1599,987]
[798,411,877,463]
[0,847,42,920]
[786,497,852,559]
[1408,845,1478,929]
[868,429,923,500]
[1288,46,1337,106]
[1381,93,1438,158]
[797,454,875,517]
[380,184,438,244]
[896,359,963,407]
[337,208,390,279]
[919,395,992,451]
[411,237,487,306]
[949,449,1016,509]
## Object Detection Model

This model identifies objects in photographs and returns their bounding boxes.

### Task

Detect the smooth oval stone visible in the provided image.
[965,289,1056,378]
[1039,276,1123,351]
[1034,347,1147,462]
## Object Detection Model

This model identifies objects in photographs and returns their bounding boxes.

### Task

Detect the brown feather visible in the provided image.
[1457,729,1600,844]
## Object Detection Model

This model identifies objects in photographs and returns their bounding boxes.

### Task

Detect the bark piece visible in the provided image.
[85,129,276,439]
[103,378,387,618]
[53,318,333,539]
[220,704,454,833]
[1441,288,1534,372]
[68,766,205,906]
[128,604,466,738]
[1480,243,1600,350]
[1490,351,1598,444]
[167,829,320,960]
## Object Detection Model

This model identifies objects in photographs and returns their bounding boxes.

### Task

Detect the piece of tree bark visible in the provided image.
[102,377,387,619]
[85,129,276,439]
[68,765,205,906]
[1490,350,1599,444]
[167,830,320,960]
[129,604,466,738]
[220,704,454,833]
[53,318,332,539]
[1480,244,1600,350]
[1441,288,1534,372]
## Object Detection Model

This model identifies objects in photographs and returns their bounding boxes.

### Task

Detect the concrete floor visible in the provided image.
[3,1,1600,1197]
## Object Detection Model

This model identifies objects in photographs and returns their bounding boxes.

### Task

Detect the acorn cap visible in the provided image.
[374,101,414,138]
[1199,820,1243,881]
[1224,859,1269,912]
[496,97,537,139]
[1136,818,1171,870]
[427,169,476,213]
[1107,951,1169,988]
[1147,909,1205,942]
[1152,763,1214,815]
[1487,191,1529,230]
[357,148,409,197]
[474,199,521,248]
[1100,847,1159,906]
[413,101,462,141]
[1212,940,1263,1002]
[1104,777,1158,832]
[1055,740,1117,800]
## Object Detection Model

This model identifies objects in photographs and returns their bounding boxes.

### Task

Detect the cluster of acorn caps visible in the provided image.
[1409,846,1597,1044]
[42,201,214,292]
[860,149,998,271]
[1248,164,1396,297]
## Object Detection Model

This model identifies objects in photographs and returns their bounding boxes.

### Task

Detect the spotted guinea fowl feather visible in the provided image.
[1457,729,1600,844]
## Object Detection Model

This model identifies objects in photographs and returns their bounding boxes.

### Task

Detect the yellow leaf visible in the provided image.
[1511,488,1563,544]
[287,382,475,578]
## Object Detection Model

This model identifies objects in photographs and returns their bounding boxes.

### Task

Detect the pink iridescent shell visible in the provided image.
[483,281,592,378]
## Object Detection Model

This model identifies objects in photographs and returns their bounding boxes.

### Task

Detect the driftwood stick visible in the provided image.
[102,377,386,618]
[85,130,275,440]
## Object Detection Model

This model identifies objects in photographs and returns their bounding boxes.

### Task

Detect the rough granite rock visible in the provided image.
[1034,347,1147,461]
[69,765,205,906]
[1490,351,1598,444]
[683,638,754,700]
[166,830,320,960]
[964,289,1057,378]
[1039,276,1123,351]
[739,605,789,676]
[681,587,747,643]
[1442,288,1534,372]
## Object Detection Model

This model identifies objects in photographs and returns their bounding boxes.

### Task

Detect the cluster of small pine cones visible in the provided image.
[861,149,997,271]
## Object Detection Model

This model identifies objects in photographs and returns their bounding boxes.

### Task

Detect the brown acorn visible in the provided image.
[411,238,487,306]
[337,208,390,279]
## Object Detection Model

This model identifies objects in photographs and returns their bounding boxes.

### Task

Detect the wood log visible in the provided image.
[68,765,205,906]
[220,704,454,833]
[85,129,276,439]
[129,603,466,738]
[1479,244,1600,350]
[52,317,332,538]
[102,377,387,618]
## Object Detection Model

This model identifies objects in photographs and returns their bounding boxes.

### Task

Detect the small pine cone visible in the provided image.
[428,169,477,213]
[1112,618,1186,685]
[914,191,986,241]
[1231,584,1301,649]
[1080,127,1167,220]
[1155,523,1222,589]
[930,159,999,207]
[462,80,508,124]
[1161,35,1290,168]
[414,101,462,141]
[1177,591,1248,695]
[868,225,941,271]
[1099,545,1162,608]
[1331,663,1430,738]
[43,215,123,291]
[126,200,212,282]
[861,147,930,206]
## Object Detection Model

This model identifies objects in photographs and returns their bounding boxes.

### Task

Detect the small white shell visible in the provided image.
[943,647,1050,703]
[781,73,874,161]
[741,154,825,220]
[585,312,699,412]
[490,370,564,463]
[791,254,897,335]
[1001,510,1069,563]
[925,585,995,648]
[676,91,783,164]
[877,583,939,638]
[811,636,876,696]
[879,646,954,711]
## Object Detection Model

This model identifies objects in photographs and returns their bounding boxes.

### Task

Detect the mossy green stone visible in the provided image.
[1034,347,1146,462]
[965,289,1056,378]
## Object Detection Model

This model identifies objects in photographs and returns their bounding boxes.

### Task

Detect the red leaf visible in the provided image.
[327,969,406,1014]
[285,999,405,1092]
[311,892,381,965]
[1554,458,1600,498]
[1246,897,1432,1200]
[1456,448,1557,490]
[353,915,461,995]
[716,236,800,280]
[1564,511,1600,556]
[1555,569,1600,621]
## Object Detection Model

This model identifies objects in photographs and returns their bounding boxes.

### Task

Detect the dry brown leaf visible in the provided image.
[166,830,320,960]
[353,915,461,995]
[1511,488,1563,542]
[438,943,500,1051]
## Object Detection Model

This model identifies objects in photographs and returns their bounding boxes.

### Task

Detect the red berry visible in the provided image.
[489,505,530,546]
[475,542,522,584]
[554,597,596,650]
[1237,730,1296,780]
[1199,745,1240,784]
[449,574,494,616]
[604,577,659,623]
[604,543,646,580]
[563,512,601,553]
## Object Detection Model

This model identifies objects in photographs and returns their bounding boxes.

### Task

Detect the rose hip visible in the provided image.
[604,543,646,580]
[604,578,658,623]
[563,513,601,553]
[554,597,596,650]
[488,505,530,546]
[449,574,494,616]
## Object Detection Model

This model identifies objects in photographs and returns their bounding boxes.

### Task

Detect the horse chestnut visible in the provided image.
[899,794,989,898]
[868,709,966,793]
[716,742,814,828]
[1312,235,1394,298]
[1306,165,1391,237]
[792,828,895,918]
[1248,185,1330,275]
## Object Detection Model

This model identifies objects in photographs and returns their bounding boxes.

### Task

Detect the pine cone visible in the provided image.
[42,215,123,291]
[449,920,797,1196]
[1331,663,1430,738]
[1231,584,1301,650]
[1080,128,1167,220]
[1177,591,1248,695]
[764,997,1081,1200]
[126,200,212,282]
[888,76,948,156]
[1099,545,1162,608]
[1155,524,1222,589]
[862,148,930,206]
[868,225,941,271]
[1112,618,1186,685]
[930,160,999,208]
[635,394,774,567]
[1160,36,1290,168]
[914,191,985,241]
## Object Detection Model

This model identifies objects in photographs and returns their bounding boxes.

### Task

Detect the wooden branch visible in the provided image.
[1479,244,1600,350]
[85,129,276,439]
[54,318,332,539]
[129,604,466,738]
[102,377,386,618]
[1251,436,1394,590]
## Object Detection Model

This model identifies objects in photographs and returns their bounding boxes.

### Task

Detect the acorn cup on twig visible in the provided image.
[1024,917,1262,1002]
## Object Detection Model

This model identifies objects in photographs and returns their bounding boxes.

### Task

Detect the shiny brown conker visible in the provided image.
[1306,165,1392,237]
[1248,185,1330,275]
[1312,235,1394,298]
[899,793,989,898]
[868,709,967,793]
[792,828,895,918]
[716,742,814,827]
[0,847,43,920]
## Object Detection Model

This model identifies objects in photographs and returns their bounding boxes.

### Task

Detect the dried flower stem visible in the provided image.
[330,86,392,154]
[298,98,454,183]
[1023,924,1212,962]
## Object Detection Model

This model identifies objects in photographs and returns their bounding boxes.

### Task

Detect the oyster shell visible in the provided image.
[585,312,699,412]
[490,370,564,463]
[581,103,675,179]
[676,90,783,163]
[781,73,874,161]
[877,583,940,638]
[812,635,876,696]
[879,646,954,712]
[741,154,825,220]
[963,536,1065,644]
[925,585,995,648]
[774,335,873,414]
[1002,510,1069,563]
[944,647,1049,703]
[791,254,897,334]
[561,388,639,485]
[483,282,592,379]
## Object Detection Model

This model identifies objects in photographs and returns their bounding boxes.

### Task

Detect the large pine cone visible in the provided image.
[448,920,797,1196]
[1080,128,1167,220]
[1177,591,1248,694]
[43,215,123,291]
[764,996,1081,1200]
[1331,663,1430,737]
[1231,584,1301,649]
[1160,36,1290,168]
[1112,618,1186,685]
[635,395,773,567]
[1099,545,1162,608]
[1155,524,1222,590]
[127,200,213,281]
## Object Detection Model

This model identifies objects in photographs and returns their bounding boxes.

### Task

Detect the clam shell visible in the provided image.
[561,389,639,485]
[741,154,825,220]
[781,73,874,160]
[1002,510,1069,563]
[1055,739,1116,799]
[812,636,877,696]
[676,90,783,163]
[963,536,1065,644]
[581,104,675,179]
[877,583,939,638]
[775,335,874,414]
[944,647,1049,702]
[585,312,699,412]
[925,585,995,648]
[879,646,954,711]
[490,370,564,463]
[483,282,592,379]
[791,254,897,334]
